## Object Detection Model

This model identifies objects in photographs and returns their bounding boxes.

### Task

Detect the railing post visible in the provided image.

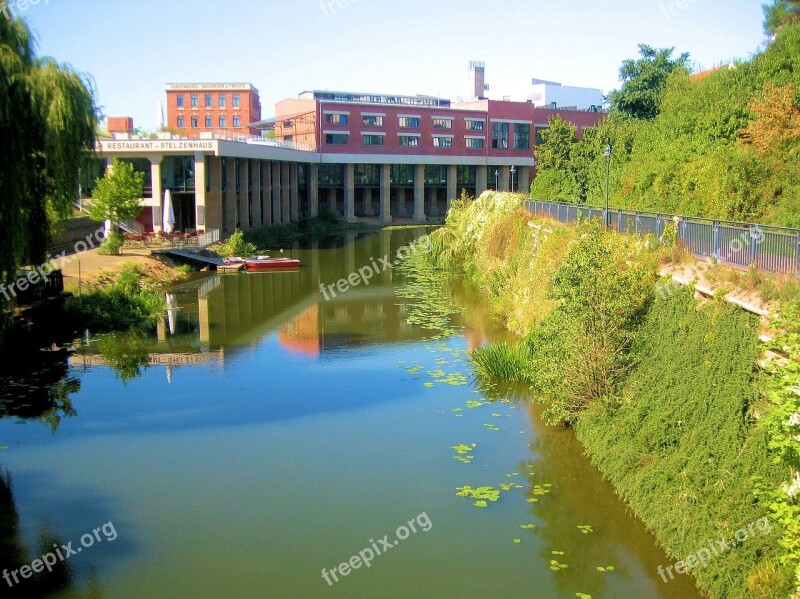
[749,226,759,268]
[796,231,800,277]
[712,221,720,261]
[616,211,622,232]
[635,212,641,235]
[656,215,664,241]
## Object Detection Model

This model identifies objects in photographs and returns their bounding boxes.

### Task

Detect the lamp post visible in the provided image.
[604,144,612,229]
[510,166,516,193]
[494,169,499,191]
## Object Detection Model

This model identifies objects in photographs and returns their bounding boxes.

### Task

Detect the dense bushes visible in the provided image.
[533,24,800,227]
[427,192,797,598]
[66,264,165,332]
[577,290,791,598]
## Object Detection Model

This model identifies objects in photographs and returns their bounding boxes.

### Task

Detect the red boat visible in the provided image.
[244,256,301,271]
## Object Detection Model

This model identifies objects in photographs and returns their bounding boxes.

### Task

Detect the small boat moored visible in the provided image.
[244,256,302,271]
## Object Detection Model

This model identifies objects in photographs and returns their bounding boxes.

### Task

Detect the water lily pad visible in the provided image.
[520,524,536,529]
[473,500,488,508]
[512,538,521,544]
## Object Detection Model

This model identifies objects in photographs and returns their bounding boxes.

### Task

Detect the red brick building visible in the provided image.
[165,83,261,138]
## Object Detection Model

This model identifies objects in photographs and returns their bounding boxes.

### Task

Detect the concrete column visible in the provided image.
[238,159,249,230]
[272,161,282,225]
[344,163,356,223]
[250,160,262,227]
[327,188,337,216]
[149,156,163,233]
[262,161,273,226]
[308,164,319,218]
[194,153,207,232]
[395,188,406,218]
[500,165,510,192]
[205,157,223,232]
[281,162,291,224]
[225,159,238,233]
[380,164,392,224]
[447,164,457,214]
[518,166,531,196]
[413,164,426,222]
[363,188,373,217]
[290,162,300,223]
[476,165,488,197]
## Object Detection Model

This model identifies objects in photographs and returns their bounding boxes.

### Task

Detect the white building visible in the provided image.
[527,79,604,111]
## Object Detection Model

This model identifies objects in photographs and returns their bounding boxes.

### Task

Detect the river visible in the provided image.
[0,229,701,598]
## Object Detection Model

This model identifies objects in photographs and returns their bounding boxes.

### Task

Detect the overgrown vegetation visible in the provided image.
[66,264,165,332]
[215,229,258,258]
[424,191,798,598]
[532,22,800,227]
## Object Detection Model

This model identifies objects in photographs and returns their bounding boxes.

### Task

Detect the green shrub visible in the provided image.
[98,231,124,256]
[67,264,165,332]
[217,229,258,258]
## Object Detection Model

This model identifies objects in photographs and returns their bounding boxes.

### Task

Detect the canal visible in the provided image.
[0,229,701,598]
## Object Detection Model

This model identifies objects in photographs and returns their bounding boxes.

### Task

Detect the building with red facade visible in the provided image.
[89,76,605,237]
[165,83,261,138]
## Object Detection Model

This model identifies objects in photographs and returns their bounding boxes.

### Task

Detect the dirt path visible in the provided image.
[58,248,182,291]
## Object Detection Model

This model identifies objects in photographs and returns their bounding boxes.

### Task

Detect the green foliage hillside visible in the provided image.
[533,25,800,227]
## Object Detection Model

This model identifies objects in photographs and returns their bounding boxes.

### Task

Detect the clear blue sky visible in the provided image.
[18,0,766,129]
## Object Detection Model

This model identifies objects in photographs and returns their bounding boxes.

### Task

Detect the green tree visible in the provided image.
[531,116,580,200]
[608,45,691,120]
[88,158,146,235]
[0,12,97,300]
[764,0,800,35]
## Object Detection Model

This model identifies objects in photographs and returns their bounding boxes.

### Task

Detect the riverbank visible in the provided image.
[417,191,800,599]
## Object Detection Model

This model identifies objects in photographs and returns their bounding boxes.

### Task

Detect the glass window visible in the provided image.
[205,115,212,128]
[325,113,348,125]
[425,165,447,185]
[363,134,385,146]
[433,136,453,148]
[191,94,198,108]
[399,117,420,128]
[176,95,184,108]
[492,122,509,149]
[362,115,384,127]
[205,94,212,109]
[319,164,344,185]
[432,118,453,129]
[466,119,484,131]
[457,165,476,186]
[219,94,226,108]
[177,116,185,128]
[233,115,241,128]
[191,115,198,128]
[233,94,240,108]
[354,164,379,186]
[466,137,484,149]
[219,115,227,128]
[399,135,419,147]
[391,165,415,185]
[325,133,348,145]
[514,123,530,150]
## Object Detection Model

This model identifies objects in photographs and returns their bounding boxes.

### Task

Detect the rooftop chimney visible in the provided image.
[469,60,486,99]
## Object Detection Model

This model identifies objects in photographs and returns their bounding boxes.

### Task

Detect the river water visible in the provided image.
[0,229,701,599]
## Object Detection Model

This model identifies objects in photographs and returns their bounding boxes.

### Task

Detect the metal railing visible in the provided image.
[195,229,220,249]
[528,200,800,277]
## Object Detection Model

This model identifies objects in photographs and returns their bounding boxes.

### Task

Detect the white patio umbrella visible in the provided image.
[163,189,175,234]
[166,293,178,335]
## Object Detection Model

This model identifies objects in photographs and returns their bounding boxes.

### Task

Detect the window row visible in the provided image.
[316,165,478,187]
[323,113,487,131]
[324,133,494,149]
[491,123,531,150]
[177,93,242,109]
[177,115,242,129]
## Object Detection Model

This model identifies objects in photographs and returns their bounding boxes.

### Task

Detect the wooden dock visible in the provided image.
[217,262,245,274]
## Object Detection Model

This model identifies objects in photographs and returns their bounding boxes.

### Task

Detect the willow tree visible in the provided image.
[0,11,97,297]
